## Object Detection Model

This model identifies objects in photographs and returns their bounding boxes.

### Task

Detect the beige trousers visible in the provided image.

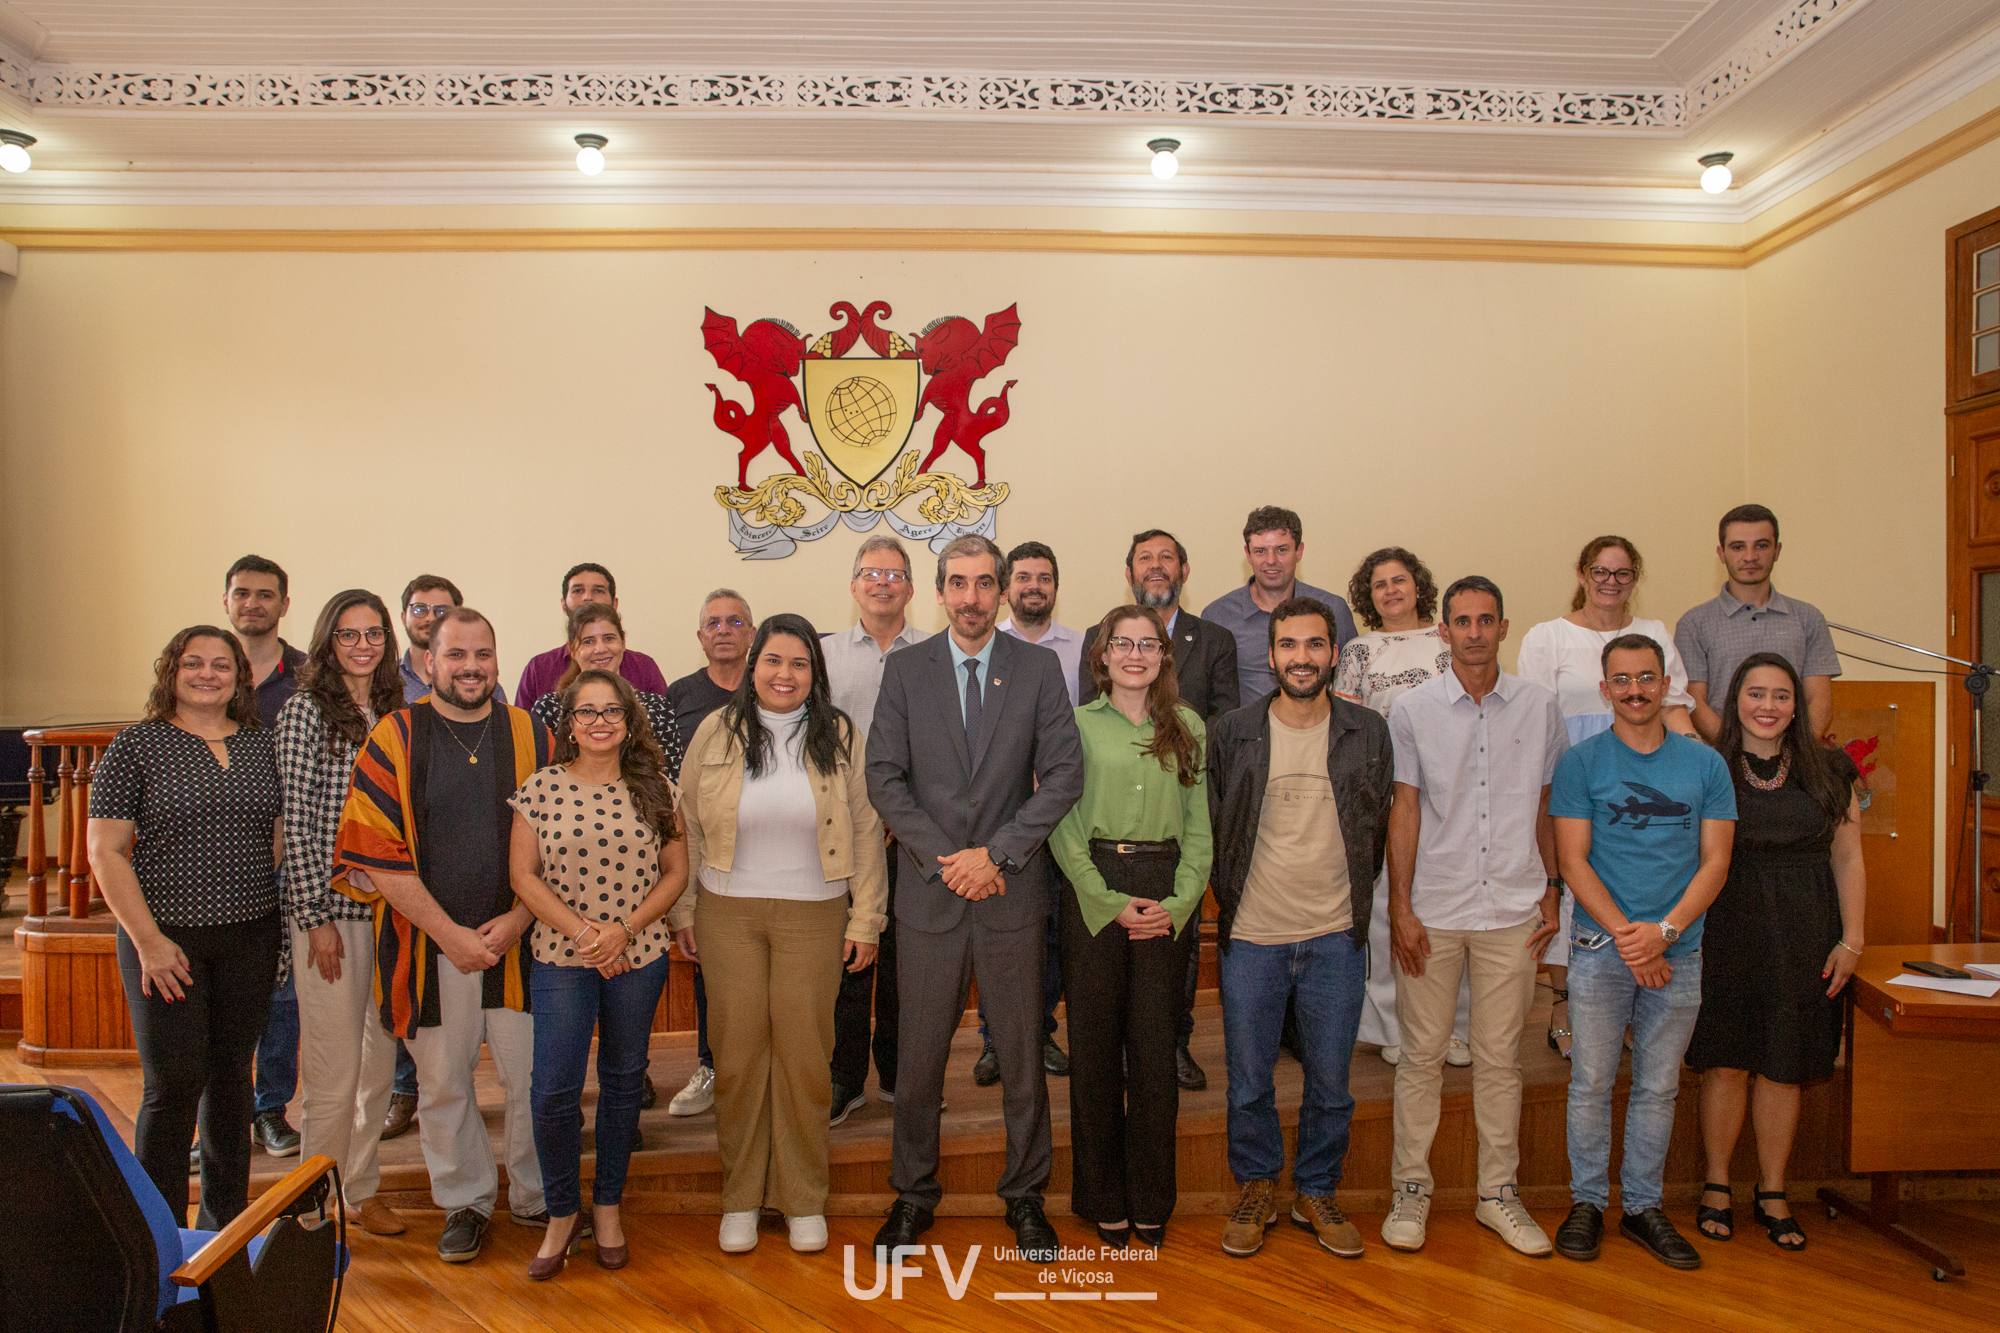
[291,919,397,1205]
[695,886,848,1215]
[1391,917,1538,1196]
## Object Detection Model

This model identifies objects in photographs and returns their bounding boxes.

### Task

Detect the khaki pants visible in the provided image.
[1391,917,1538,1196]
[291,920,397,1205]
[405,964,540,1218]
[696,886,847,1215]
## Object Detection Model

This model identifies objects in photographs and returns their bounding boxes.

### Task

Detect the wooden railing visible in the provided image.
[23,726,132,920]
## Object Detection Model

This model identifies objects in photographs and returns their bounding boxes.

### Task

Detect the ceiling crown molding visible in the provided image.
[1688,0,1869,120]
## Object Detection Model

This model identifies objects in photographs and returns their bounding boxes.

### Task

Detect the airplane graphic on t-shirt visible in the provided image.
[1605,782,1692,830]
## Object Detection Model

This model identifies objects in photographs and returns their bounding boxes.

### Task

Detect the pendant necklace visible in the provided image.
[443,713,493,765]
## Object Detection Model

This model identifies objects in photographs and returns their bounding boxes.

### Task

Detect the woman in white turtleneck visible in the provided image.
[668,614,887,1256]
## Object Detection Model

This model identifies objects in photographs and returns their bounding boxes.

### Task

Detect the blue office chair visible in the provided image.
[0,1084,346,1332]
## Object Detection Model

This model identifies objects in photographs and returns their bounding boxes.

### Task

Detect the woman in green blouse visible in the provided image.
[1050,605,1214,1250]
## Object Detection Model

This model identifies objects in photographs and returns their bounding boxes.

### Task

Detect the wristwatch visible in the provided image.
[1658,919,1681,945]
[988,847,1022,876]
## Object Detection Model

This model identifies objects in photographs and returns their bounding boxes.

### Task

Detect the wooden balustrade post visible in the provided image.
[53,746,74,917]
[69,745,97,919]
[25,741,46,919]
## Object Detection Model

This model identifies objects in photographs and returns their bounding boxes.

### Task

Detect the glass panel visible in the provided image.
[1981,243,2000,291]
[1982,573,2000,777]
[1980,331,2000,376]
[1980,290,2000,332]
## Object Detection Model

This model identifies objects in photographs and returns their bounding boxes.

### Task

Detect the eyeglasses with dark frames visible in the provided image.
[332,627,388,647]
[570,704,629,725]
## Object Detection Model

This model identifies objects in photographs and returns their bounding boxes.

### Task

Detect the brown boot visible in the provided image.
[354,1197,407,1236]
[1292,1193,1364,1258]
[1220,1180,1278,1257]
[381,1091,418,1141]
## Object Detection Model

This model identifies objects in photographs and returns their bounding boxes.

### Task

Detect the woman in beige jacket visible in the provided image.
[668,613,888,1255]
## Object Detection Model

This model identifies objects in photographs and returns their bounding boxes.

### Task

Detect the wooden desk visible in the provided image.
[1822,943,2000,1280]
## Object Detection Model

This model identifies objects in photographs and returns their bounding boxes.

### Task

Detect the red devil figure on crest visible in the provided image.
[912,306,1019,486]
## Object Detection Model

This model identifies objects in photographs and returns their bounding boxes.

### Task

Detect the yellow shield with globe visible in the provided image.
[801,357,922,486]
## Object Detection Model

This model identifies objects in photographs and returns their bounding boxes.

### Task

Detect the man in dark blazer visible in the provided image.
[1078,528,1239,1090]
[866,534,1085,1262]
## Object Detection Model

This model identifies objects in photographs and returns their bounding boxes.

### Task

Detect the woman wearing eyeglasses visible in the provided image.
[509,670,689,1279]
[1515,536,1697,1060]
[1049,606,1212,1249]
[276,590,411,1237]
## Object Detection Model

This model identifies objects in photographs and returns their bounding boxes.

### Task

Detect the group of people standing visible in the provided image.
[84,499,1864,1282]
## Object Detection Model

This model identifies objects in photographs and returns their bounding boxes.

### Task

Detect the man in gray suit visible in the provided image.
[866,534,1085,1262]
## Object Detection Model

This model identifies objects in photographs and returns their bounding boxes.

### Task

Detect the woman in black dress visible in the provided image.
[1686,651,1864,1251]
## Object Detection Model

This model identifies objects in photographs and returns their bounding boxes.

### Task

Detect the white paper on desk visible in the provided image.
[1964,962,2000,981]
[1885,973,2000,997]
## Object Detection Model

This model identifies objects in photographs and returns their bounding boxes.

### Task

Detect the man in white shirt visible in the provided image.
[821,534,931,1123]
[1382,575,1568,1257]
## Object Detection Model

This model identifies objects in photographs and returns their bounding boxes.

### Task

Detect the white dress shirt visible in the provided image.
[998,618,1083,706]
[821,619,931,747]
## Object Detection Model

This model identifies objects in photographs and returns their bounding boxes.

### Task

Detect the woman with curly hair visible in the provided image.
[87,626,284,1228]
[510,668,690,1279]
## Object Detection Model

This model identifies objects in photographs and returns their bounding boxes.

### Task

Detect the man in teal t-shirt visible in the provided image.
[1548,633,1735,1273]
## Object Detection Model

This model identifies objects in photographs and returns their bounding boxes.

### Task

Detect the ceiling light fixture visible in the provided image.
[0,130,35,174]
[1698,151,1734,194]
[574,133,608,177]
[1148,138,1180,180]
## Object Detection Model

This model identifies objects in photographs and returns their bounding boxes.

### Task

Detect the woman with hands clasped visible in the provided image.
[1685,652,1864,1253]
[1049,606,1213,1250]
[509,670,689,1280]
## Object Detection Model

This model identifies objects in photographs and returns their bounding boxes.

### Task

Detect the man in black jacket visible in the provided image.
[1206,597,1392,1264]
[1079,528,1239,1090]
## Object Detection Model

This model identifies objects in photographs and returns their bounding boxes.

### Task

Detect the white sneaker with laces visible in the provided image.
[1445,1037,1473,1068]
[670,1065,716,1116]
[1381,1181,1430,1251]
[719,1210,760,1252]
[788,1215,828,1252]
[1378,1044,1402,1066]
[1476,1186,1552,1256]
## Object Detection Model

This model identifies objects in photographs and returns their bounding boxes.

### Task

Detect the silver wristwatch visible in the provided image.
[1658,919,1681,945]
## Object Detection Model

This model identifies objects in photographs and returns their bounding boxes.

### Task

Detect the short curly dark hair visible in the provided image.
[144,625,260,728]
[1347,547,1439,631]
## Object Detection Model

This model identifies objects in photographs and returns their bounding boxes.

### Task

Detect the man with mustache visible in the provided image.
[332,608,555,1265]
[1550,634,1735,1271]
[1206,598,1392,1262]
[1202,506,1358,708]
[1674,504,1840,742]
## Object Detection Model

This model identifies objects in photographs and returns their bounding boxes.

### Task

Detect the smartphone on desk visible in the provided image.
[1902,960,1972,979]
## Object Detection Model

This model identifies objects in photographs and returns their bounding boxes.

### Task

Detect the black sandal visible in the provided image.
[1546,987,1572,1061]
[1696,1183,1733,1241]
[1753,1191,1806,1250]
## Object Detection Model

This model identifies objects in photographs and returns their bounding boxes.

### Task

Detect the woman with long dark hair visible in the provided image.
[510,668,688,1279]
[88,626,284,1227]
[1049,605,1212,1248]
[1686,651,1863,1252]
[277,590,409,1237]
[528,601,684,779]
[667,613,887,1255]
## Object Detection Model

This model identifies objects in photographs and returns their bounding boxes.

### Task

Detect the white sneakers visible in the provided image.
[719,1210,760,1252]
[1378,1044,1402,1066]
[1445,1037,1473,1068]
[1476,1186,1552,1256]
[670,1065,716,1116]
[1381,1181,1431,1251]
[787,1215,828,1252]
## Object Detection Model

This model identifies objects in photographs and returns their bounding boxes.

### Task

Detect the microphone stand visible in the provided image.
[1828,623,1993,942]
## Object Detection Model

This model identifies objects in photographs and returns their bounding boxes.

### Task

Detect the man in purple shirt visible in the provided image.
[514,563,670,710]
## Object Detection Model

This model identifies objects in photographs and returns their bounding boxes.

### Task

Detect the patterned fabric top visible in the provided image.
[1333,625,1451,717]
[509,766,671,969]
[529,688,684,783]
[274,692,376,930]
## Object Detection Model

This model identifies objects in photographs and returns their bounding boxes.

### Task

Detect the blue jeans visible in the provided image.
[530,955,670,1217]
[253,975,299,1116]
[1219,929,1366,1195]
[393,1039,417,1097]
[1566,940,1704,1213]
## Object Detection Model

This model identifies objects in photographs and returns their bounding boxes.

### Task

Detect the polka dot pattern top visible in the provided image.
[509,764,669,968]
[87,719,283,929]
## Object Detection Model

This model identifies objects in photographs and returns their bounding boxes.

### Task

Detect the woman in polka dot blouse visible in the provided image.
[508,669,689,1280]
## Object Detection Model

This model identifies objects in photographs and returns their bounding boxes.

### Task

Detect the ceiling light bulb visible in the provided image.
[574,133,608,177]
[1698,151,1734,195]
[1148,138,1180,180]
[0,130,36,174]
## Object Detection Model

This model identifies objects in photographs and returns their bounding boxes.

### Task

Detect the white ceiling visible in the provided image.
[2,0,1999,217]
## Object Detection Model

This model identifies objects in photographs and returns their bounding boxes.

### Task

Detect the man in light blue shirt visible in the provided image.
[1201,505,1357,706]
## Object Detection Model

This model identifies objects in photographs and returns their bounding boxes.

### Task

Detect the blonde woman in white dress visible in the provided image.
[1514,534,1697,1060]
[1336,548,1470,1069]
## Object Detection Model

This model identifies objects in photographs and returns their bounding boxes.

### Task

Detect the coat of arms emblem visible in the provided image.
[702,299,1019,558]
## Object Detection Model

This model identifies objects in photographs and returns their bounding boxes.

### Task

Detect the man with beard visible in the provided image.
[1202,506,1358,708]
[867,534,1084,1264]
[1673,504,1839,742]
[332,609,554,1264]
[1078,529,1239,1090]
[398,575,507,706]
[1206,598,1391,1262]
[1551,634,1733,1271]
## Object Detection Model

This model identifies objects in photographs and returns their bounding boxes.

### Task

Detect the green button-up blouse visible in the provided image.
[1049,697,1214,937]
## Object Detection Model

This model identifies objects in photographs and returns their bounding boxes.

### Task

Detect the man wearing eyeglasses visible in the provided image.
[515,564,670,712]
[821,536,930,1124]
[399,576,508,708]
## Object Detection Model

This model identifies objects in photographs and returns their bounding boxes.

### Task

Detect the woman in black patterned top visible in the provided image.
[276,589,409,1238]
[528,601,683,780]
[88,625,284,1228]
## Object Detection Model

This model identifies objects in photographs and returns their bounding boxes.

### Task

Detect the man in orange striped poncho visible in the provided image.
[332,609,554,1265]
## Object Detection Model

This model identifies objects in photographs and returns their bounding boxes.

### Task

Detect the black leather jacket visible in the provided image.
[1205,691,1394,951]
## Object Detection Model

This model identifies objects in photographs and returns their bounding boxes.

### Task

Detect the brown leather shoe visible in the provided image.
[1292,1194,1364,1258]
[354,1196,407,1236]
[381,1091,418,1141]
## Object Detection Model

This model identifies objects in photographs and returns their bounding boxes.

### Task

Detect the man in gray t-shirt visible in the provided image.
[1673,503,1840,743]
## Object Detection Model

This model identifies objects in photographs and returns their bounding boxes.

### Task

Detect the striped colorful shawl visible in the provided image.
[332,700,551,1037]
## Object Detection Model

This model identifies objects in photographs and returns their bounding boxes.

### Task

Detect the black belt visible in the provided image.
[1089,837,1179,856]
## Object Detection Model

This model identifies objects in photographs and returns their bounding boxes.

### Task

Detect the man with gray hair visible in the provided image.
[659,588,755,1117]
[822,533,932,1122]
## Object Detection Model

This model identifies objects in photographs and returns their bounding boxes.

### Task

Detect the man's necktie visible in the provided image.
[963,658,983,767]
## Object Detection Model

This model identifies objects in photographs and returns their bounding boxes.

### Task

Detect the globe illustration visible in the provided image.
[826,375,898,449]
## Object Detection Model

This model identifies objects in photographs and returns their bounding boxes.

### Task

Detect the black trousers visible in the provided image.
[831,850,898,1093]
[117,914,280,1228]
[1061,845,1196,1226]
